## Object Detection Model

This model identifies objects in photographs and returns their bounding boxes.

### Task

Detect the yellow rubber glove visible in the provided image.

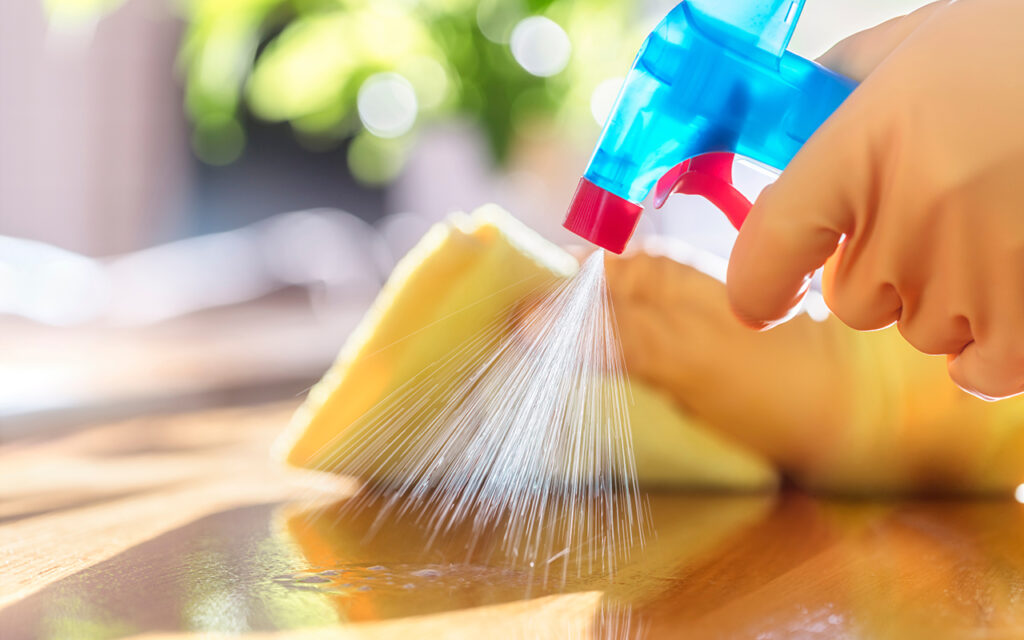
[609,245,1024,494]
[727,0,1024,399]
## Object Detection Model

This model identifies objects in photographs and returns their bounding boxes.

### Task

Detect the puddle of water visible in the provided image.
[13,493,1023,639]
[0,491,780,639]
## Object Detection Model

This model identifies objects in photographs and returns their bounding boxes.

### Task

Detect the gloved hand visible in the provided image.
[608,246,1024,494]
[726,0,1024,399]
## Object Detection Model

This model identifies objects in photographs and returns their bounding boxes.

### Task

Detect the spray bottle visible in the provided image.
[563,0,857,253]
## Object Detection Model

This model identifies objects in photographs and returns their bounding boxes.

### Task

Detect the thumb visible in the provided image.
[726,90,876,329]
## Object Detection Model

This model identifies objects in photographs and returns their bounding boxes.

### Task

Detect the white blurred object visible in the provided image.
[590,77,625,126]
[375,212,434,268]
[0,236,110,326]
[255,209,390,309]
[104,229,271,326]
[0,209,388,327]
[357,72,419,139]
[510,16,572,78]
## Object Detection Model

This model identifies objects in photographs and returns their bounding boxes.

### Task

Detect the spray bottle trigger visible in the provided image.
[652,152,753,230]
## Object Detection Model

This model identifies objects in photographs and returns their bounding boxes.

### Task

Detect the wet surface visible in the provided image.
[3,491,1024,639]
[5,404,1024,639]
[0,493,760,638]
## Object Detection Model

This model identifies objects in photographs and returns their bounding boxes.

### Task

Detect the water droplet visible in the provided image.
[411,568,442,578]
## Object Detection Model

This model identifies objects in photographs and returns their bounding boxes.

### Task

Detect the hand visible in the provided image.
[726,0,1024,399]
[608,246,1024,494]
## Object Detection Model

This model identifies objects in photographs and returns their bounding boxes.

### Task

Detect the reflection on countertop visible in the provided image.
[3,403,1024,639]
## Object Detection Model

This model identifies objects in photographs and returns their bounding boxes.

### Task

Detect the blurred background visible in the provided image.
[1,0,931,435]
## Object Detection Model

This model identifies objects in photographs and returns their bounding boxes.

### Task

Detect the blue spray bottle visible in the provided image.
[563,0,857,253]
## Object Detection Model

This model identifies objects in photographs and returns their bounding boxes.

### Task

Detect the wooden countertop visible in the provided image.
[3,402,1024,639]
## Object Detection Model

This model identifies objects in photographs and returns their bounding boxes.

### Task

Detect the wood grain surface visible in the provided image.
[2,402,1024,639]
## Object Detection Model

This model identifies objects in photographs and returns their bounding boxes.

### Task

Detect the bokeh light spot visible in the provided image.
[590,76,624,125]
[1016,484,1024,504]
[400,56,450,111]
[357,72,419,139]
[476,0,523,44]
[510,16,571,78]
[348,133,407,185]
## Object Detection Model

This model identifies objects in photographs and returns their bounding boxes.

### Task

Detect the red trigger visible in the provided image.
[653,152,752,230]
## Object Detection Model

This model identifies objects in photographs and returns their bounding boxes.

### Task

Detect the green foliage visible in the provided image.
[47,0,644,181]
[177,0,642,182]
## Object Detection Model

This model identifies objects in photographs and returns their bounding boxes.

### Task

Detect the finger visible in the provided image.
[726,116,877,329]
[727,37,897,331]
[945,271,1024,399]
[948,342,1024,401]
[729,1,950,331]
[727,190,843,329]
[607,255,735,387]
[819,242,903,331]
[898,312,973,357]
[817,1,949,81]
[611,299,687,386]
[605,253,702,307]
[614,292,747,412]
[892,283,973,355]
[602,252,649,300]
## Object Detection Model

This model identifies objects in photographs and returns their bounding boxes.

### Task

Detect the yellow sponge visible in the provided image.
[275,205,776,491]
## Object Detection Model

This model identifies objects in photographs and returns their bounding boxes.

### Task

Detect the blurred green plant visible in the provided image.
[178,0,643,182]
[46,0,644,183]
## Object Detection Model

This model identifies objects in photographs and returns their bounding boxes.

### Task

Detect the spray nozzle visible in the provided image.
[563,178,643,255]
[564,0,857,253]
